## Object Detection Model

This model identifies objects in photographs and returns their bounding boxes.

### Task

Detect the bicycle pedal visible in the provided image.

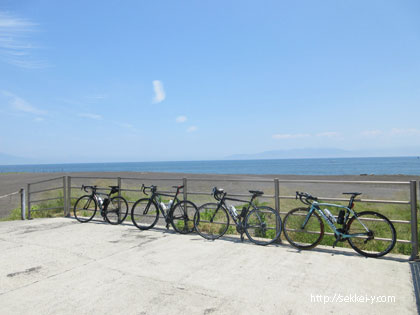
[240,234,244,242]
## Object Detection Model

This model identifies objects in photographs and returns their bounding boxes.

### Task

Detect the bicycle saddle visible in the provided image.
[249,190,264,196]
[342,192,362,196]
[109,186,119,189]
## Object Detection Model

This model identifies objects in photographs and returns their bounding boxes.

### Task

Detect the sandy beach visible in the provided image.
[1,171,419,219]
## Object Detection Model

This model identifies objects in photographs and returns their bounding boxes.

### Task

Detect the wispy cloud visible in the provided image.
[272,133,310,139]
[78,113,102,120]
[0,12,47,69]
[152,80,166,103]
[390,128,420,136]
[316,131,340,138]
[187,126,197,132]
[1,90,47,115]
[176,115,187,123]
[361,130,383,137]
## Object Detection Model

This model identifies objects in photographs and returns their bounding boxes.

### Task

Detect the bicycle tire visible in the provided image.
[73,195,97,223]
[347,211,396,258]
[131,198,160,230]
[104,196,129,225]
[244,206,282,245]
[194,203,230,240]
[283,207,324,249]
[170,200,198,234]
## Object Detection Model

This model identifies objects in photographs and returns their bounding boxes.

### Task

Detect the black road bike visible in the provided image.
[194,187,282,245]
[130,184,198,234]
[73,185,128,224]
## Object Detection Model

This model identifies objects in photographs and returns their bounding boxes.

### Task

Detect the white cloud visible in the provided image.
[187,126,197,132]
[361,130,383,137]
[0,12,47,69]
[272,133,310,139]
[78,113,102,120]
[176,115,187,123]
[34,117,44,122]
[316,131,339,137]
[1,90,47,115]
[390,128,420,136]
[152,80,166,103]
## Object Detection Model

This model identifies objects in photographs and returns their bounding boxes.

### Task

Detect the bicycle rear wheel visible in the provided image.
[244,206,282,245]
[170,200,198,234]
[283,207,324,249]
[131,198,159,230]
[104,196,128,225]
[194,203,229,240]
[73,195,97,223]
[347,211,396,258]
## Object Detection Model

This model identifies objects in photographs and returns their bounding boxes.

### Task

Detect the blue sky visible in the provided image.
[0,0,420,163]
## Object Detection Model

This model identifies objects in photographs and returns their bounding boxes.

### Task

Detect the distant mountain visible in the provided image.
[0,153,37,165]
[226,147,420,160]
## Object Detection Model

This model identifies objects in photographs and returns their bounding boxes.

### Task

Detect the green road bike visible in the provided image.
[282,191,396,258]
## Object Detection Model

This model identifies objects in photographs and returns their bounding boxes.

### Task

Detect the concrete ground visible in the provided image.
[0,218,417,314]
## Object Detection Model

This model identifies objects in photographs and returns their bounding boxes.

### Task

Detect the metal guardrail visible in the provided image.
[18,175,420,260]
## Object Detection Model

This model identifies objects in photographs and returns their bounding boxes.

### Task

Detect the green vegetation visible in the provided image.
[1,180,418,256]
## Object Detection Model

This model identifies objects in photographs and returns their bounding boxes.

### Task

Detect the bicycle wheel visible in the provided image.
[73,195,97,223]
[347,211,396,258]
[194,203,229,240]
[244,206,282,245]
[170,200,198,234]
[131,198,160,230]
[283,207,324,249]
[104,196,129,225]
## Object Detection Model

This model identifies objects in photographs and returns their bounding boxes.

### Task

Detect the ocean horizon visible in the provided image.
[0,156,419,176]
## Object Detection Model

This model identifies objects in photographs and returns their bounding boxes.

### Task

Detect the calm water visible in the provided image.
[0,157,419,175]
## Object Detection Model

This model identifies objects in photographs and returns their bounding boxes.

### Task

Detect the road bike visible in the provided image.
[73,185,128,224]
[130,184,197,234]
[194,187,282,245]
[282,191,396,258]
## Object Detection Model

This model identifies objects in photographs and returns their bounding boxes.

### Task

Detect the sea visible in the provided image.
[0,157,419,175]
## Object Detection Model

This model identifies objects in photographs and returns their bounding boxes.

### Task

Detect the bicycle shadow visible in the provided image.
[65,216,408,262]
[283,244,409,263]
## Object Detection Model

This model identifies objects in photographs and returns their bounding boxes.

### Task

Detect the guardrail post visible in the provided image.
[410,180,419,261]
[67,176,71,217]
[183,178,187,201]
[274,178,282,243]
[63,176,67,216]
[27,183,31,220]
[118,177,122,221]
[20,188,26,220]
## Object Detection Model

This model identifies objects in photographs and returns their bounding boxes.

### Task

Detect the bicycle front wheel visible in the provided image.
[170,200,198,234]
[131,198,159,230]
[194,203,229,240]
[73,195,97,223]
[283,207,324,249]
[244,206,282,245]
[347,211,396,258]
[104,196,129,225]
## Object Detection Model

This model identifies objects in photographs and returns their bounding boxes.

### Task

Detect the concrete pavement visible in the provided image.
[0,218,416,314]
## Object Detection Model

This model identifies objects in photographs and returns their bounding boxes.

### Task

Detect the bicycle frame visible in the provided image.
[212,193,256,226]
[142,187,182,221]
[304,201,371,240]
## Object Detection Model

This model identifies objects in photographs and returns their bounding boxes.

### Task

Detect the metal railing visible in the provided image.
[17,175,420,260]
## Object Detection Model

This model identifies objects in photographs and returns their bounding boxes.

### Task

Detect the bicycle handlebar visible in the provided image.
[141,184,157,196]
[296,191,318,205]
[81,185,97,193]
[212,187,226,201]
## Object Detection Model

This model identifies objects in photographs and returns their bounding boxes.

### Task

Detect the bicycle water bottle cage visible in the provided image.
[337,210,345,224]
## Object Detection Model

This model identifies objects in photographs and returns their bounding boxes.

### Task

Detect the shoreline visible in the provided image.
[1,171,419,218]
